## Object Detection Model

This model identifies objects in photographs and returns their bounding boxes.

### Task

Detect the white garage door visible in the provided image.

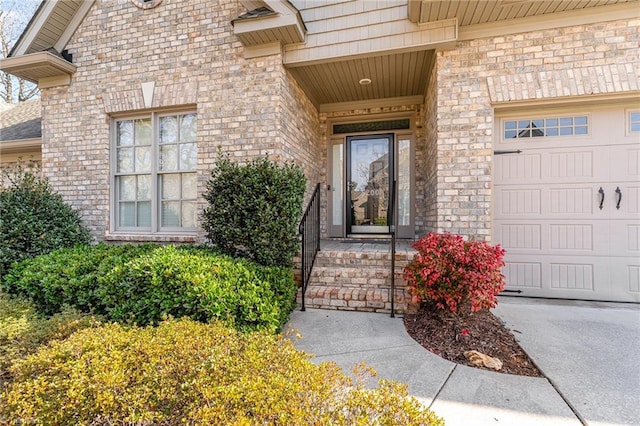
[494,104,640,303]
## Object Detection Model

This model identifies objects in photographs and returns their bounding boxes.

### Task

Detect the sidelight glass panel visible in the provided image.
[398,138,411,227]
[331,144,343,226]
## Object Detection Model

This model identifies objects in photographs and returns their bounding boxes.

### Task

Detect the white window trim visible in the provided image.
[109,108,198,236]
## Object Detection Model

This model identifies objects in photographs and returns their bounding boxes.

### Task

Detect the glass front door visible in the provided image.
[347,134,393,234]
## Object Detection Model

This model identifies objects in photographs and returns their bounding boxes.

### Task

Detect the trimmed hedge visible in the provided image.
[1,243,156,316]
[2,244,297,332]
[100,245,296,331]
[202,155,306,267]
[0,162,92,277]
[1,318,444,425]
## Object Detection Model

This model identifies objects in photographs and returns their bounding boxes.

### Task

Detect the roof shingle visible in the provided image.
[0,99,42,142]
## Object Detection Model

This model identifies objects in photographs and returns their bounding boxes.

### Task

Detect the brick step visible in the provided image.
[309,266,406,288]
[296,285,416,314]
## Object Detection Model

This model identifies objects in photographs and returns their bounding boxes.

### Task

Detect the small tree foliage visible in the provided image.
[0,162,92,277]
[404,233,506,314]
[202,154,306,267]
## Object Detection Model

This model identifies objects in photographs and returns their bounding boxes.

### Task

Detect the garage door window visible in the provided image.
[504,115,588,139]
[629,111,640,133]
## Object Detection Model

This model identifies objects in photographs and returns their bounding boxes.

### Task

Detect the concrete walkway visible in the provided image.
[285,297,640,426]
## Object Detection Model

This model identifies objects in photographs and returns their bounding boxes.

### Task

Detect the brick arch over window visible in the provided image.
[102,82,198,114]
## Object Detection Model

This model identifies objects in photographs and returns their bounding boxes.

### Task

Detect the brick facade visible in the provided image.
[433,17,639,241]
[36,0,638,246]
[40,0,321,241]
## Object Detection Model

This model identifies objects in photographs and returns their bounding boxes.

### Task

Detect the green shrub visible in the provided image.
[0,292,99,381]
[0,318,444,425]
[100,245,296,332]
[0,162,92,277]
[3,244,297,332]
[202,154,306,267]
[1,243,156,316]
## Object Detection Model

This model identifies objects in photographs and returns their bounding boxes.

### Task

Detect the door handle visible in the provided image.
[598,187,605,210]
[615,187,622,210]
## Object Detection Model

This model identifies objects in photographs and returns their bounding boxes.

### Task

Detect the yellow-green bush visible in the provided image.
[1,318,444,426]
[0,292,99,381]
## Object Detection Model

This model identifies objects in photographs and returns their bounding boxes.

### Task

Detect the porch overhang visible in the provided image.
[232,0,305,47]
[286,50,437,111]
[0,51,76,88]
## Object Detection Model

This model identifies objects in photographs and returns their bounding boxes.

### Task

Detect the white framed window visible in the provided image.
[629,111,640,134]
[503,115,589,139]
[112,110,197,233]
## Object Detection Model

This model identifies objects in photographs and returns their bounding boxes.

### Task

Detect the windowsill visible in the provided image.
[104,232,199,243]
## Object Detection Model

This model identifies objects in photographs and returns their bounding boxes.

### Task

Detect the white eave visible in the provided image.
[0,52,77,88]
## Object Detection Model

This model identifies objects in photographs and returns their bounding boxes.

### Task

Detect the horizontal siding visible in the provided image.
[286,1,455,64]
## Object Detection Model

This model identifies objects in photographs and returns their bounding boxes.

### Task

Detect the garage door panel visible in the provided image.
[495,184,601,220]
[549,186,594,215]
[495,148,606,184]
[504,255,638,302]
[548,150,594,180]
[607,259,640,302]
[611,144,640,182]
[494,153,542,184]
[494,105,639,303]
[496,219,608,256]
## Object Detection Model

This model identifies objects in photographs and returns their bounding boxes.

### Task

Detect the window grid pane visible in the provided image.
[115,113,196,232]
[504,115,589,139]
[630,112,640,133]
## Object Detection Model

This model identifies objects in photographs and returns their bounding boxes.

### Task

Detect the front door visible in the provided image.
[347,134,393,234]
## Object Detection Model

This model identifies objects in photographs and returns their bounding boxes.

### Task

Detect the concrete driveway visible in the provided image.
[493,297,640,426]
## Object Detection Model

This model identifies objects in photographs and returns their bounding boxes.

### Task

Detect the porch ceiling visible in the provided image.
[287,50,435,109]
[407,0,636,25]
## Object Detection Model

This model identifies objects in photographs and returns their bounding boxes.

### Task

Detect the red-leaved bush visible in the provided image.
[404,233,506,314]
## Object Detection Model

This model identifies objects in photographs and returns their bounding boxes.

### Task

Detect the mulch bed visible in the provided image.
[404,307,544,377]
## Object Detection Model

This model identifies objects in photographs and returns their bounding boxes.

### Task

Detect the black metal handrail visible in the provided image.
[298,183,321,311]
